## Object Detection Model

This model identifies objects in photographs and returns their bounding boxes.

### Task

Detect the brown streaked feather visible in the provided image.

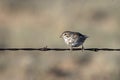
[73,33,79,39]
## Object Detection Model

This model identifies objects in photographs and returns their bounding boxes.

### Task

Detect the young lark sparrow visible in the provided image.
[60,31,88,51]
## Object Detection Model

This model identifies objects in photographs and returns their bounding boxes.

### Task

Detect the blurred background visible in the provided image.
[0,0,120,80]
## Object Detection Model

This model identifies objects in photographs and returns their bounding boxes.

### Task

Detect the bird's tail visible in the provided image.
[84,35,89,38]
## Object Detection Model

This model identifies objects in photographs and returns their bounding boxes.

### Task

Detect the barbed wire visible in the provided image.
[0,47,120,51]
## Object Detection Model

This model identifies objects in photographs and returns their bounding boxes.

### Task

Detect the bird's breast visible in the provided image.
[64,37,73,45]
[63,37,85,47]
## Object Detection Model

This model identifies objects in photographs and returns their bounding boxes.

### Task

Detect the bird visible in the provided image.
[60,31,88,51]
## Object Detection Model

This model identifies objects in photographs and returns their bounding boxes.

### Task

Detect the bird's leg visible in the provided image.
[81,44,84,52]
[69,45,73,51]
[70,46,73,51]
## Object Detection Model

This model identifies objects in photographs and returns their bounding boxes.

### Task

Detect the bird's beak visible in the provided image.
[59,34,62,38]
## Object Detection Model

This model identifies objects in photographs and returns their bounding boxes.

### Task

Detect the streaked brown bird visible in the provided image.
[60,31,88,51]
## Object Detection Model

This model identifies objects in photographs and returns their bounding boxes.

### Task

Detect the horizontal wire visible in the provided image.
[0,47,119,51]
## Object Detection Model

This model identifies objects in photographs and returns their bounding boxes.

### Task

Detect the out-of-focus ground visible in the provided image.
[0,0,120,80]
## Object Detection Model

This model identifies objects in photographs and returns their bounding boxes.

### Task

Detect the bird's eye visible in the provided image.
[64,33,67,35]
